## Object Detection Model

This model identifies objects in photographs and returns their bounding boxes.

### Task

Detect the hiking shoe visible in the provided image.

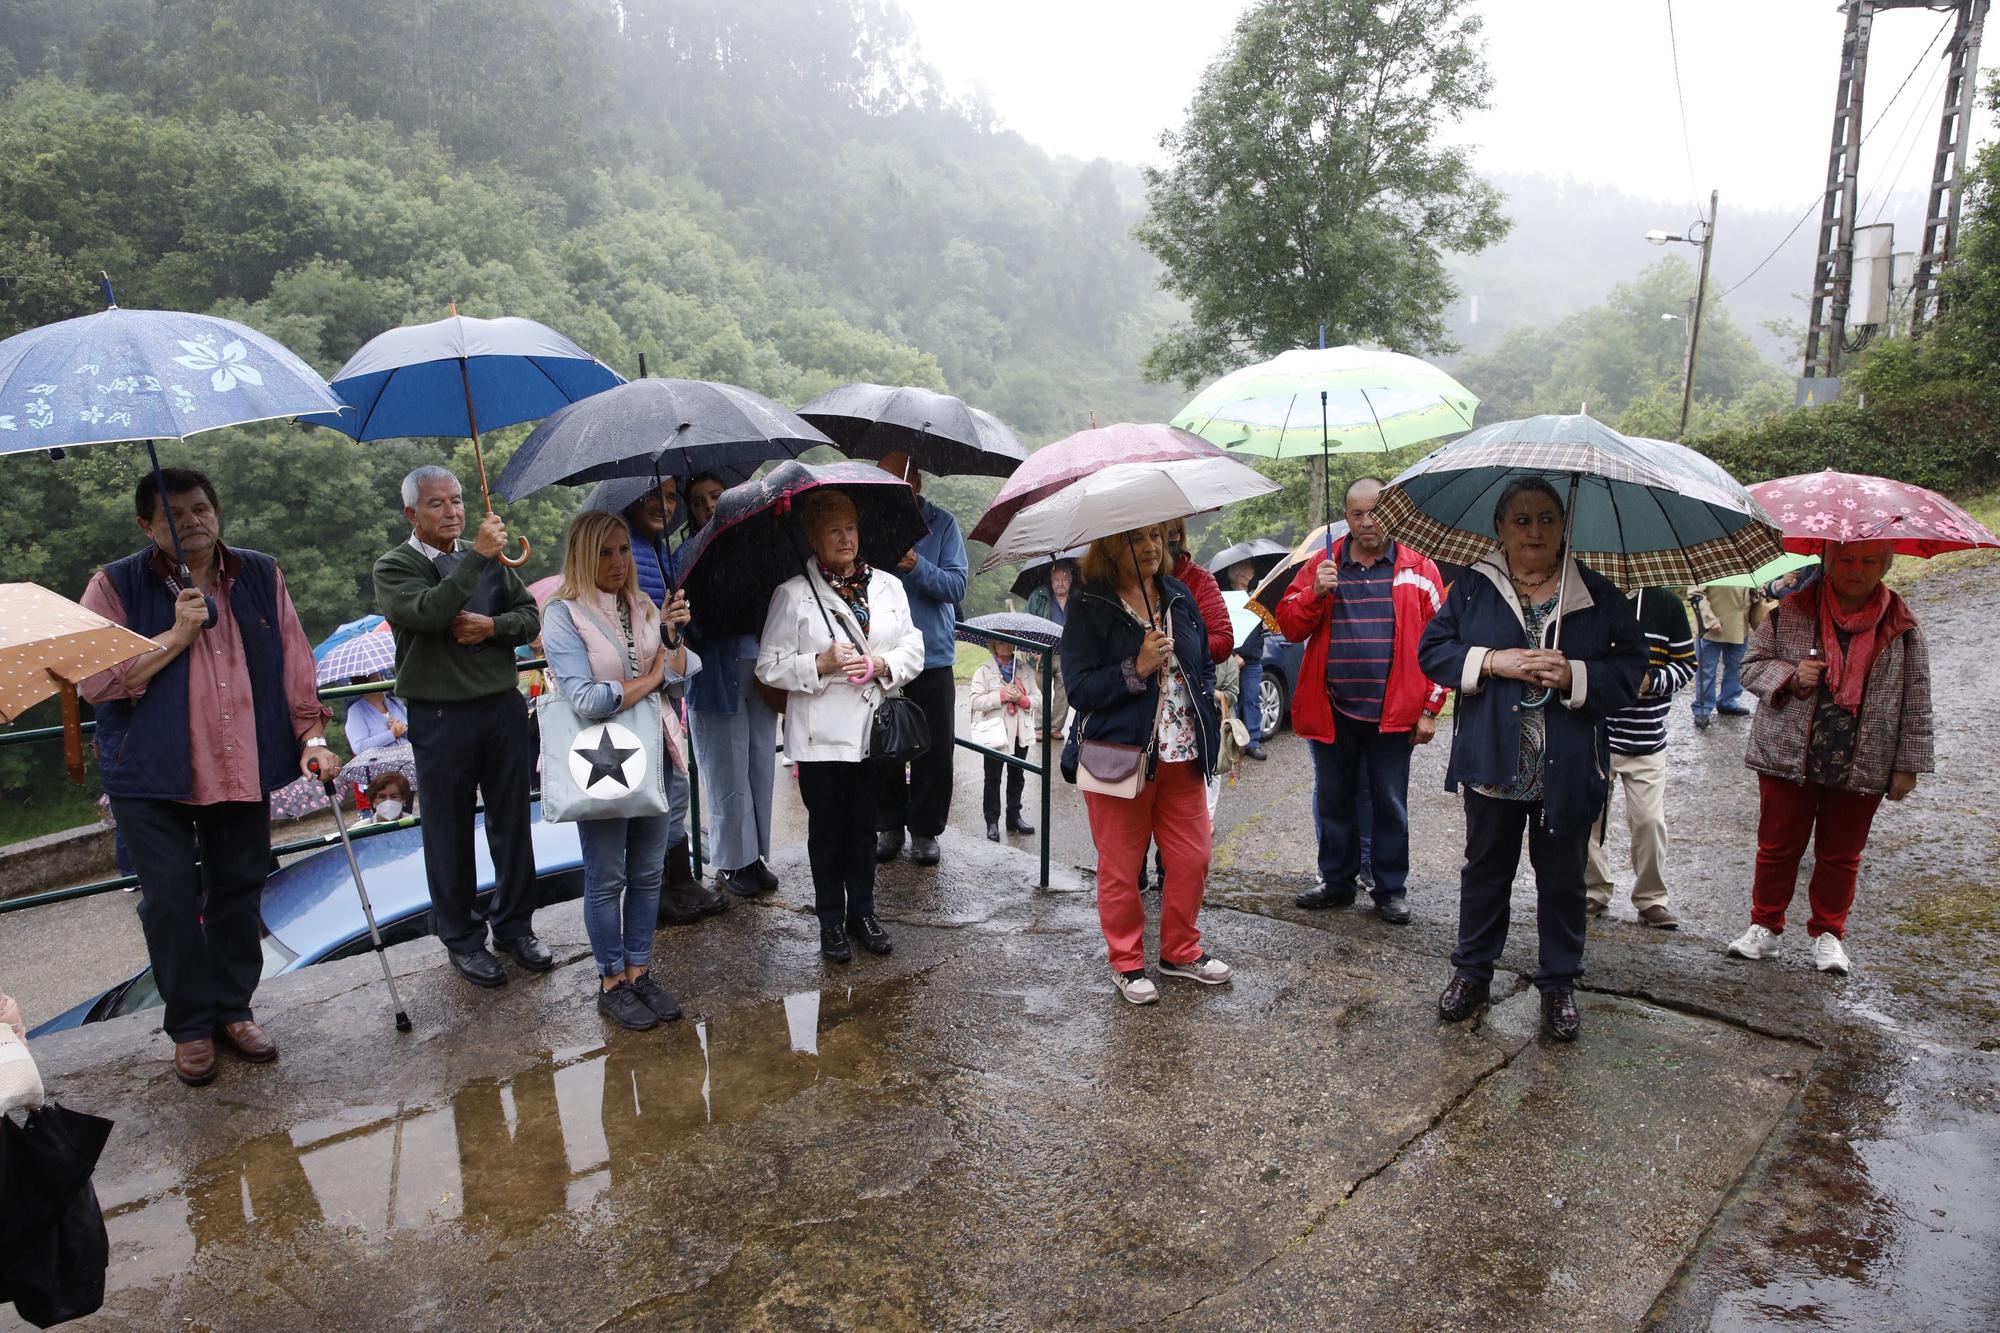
[1811,932,1851,975]
[1726,924,1781,960]
[849,915,893,955]
[628,972,683,1022]
[820,923,853,963]
[1637,904,1681,930]
[1158,953,1232,985]
[597,981,658,1031]
[1112,969,1159,1005]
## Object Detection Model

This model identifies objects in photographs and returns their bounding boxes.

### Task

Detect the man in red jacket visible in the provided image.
[1275,478,1447,924]
[1164,517,1234,666]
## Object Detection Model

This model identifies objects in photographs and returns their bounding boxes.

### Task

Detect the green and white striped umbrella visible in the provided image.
[1375,414,1785,590]
[1172,346,1479,457]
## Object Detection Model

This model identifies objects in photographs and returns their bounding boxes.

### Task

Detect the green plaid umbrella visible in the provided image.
[1375,414,1785,590]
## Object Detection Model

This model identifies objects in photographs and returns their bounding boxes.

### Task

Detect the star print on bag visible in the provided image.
[568,722,648,796]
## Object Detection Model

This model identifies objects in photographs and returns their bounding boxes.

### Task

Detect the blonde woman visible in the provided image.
[756,490,926,963]
[542,510,699,1031]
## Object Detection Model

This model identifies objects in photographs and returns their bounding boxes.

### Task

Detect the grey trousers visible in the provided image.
[689,663,779,872]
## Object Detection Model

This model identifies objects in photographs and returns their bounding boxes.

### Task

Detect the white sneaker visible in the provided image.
[1811,933,1851,975]
[1726,924,1781,960]
[1112,969,1159,1005]
[1158,953,1233,985]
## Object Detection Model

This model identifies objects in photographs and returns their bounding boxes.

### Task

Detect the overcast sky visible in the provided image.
[896,0,1992,219]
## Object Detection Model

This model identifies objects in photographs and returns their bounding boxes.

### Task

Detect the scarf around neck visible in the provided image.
[1806,579,1913,713]
[818,560,872,634]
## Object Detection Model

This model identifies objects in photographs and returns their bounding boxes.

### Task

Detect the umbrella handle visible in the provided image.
[498,535,531,568]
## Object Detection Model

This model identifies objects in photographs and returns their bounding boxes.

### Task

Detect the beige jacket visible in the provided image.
[1689,584,1757,645]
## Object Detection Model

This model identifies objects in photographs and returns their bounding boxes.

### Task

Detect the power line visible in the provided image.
[1715,11,1956,302]
[1864,27,1952,221]
[1664,0,1703,215]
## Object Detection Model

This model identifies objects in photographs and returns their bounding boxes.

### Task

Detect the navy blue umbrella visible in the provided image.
[798,382,1027,479]
[0,278,346,623]
[301,310,624,566]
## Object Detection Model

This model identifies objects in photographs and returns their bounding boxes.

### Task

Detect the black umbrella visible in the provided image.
[798,382,1028,479]
[673,460,929,638]
[1008,546,1087,598]
[1204,537,1290,582]
[494,377,830,502]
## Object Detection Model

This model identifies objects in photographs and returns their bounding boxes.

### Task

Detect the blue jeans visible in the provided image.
[1694,638,1747,717]
[1310,719,1407,897]
[1238,659,1264,742]
[578,813,670,976]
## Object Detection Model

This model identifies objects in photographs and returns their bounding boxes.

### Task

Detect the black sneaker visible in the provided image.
[716,866,770,899]
[745,860,780,894]
[849,915,893,955]
[597,981,658,1031]
[628,972,682,1022]
[820,923,853,963]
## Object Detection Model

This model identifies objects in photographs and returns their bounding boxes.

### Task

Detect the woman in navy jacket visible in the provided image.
[1417,478,1645,1042]
[1060,523,1228,1006]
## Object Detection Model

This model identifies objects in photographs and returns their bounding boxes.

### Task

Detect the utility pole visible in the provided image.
[1912,0,1989,329]
[1680,191,1717,440]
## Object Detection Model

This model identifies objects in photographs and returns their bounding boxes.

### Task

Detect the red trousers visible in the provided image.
[1751,774,1883,940]
[1083,760,1212,972]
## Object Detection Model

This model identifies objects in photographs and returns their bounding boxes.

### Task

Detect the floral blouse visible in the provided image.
[1805,628,1860,787]
[1119,600,1199,765]
[1473,591,1560,803]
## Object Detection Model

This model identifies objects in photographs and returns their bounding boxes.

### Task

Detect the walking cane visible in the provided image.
[310,760,413,1032]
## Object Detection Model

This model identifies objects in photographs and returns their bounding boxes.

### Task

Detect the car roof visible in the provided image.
[260,803,582,961]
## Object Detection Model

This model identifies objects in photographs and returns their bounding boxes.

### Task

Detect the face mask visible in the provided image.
[373,798,405,822]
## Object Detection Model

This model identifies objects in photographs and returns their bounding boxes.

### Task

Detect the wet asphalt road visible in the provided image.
[5,560,1998,1328]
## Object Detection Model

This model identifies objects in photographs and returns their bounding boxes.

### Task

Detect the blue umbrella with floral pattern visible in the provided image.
[0,277,346,623]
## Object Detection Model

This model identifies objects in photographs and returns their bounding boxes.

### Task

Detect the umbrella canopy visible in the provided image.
[494,377,825,501]
[1008,547,1087,598]
[1246,521,1351,627]
[526,574,561,609]
[954,611,1066,651]
[798,383,1028,479]
[1747,471,2000,557]
[299,313,621,441]
[313,614,387,663]
[0,305,345,450]
[1204,536,1290,581]
[1374,414,1785,589]
[1173,345,1479,457]
[1707,551,1820,591]
[581,462,760,530]
[977,454,1282,572]
[674,460,929,638]
[969,423,1229,546]
[0,583,158,722]
[315,627,398,687]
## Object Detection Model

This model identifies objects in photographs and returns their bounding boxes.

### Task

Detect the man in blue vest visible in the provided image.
[80,467,337,1087]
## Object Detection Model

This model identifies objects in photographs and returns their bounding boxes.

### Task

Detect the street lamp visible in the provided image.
[1645,190,1717,440]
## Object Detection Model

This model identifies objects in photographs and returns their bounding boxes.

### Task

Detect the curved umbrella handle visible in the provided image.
[498,535,532,568]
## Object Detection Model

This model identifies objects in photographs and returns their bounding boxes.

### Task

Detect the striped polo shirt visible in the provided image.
[1604,587,1698,755]
[1325,541,1399,722]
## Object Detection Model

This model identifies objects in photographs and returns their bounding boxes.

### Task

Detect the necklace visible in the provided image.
[1507,563,1558,594]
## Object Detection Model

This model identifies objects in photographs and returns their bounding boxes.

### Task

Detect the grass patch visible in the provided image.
[0,784,105,846]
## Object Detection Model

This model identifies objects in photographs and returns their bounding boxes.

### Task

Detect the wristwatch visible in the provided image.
[302,736,328,749]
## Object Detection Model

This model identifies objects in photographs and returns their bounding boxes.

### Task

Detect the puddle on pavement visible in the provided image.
[100,978,922,1283]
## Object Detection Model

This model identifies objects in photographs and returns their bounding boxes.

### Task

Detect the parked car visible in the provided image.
[1258,631,1306,739]
[30,805,584,1036]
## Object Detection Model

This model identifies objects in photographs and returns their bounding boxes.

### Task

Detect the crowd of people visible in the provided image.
[0,456,1938,1086]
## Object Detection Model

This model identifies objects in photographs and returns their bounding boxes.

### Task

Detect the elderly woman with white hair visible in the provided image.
[756,490,926,964]
[1726,539,1933,975]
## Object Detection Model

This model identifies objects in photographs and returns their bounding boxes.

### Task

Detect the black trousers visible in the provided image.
[982,743,1027,823]
[111,797,271,1043]
[799,759,880,929]
[876,665,955,837]
[1450,790,1590,993]
[407,689,539,953]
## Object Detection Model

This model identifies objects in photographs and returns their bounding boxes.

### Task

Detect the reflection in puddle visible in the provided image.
[105,978,916,1282]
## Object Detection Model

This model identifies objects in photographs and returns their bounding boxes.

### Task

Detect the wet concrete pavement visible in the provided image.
[7,562,2000,1329]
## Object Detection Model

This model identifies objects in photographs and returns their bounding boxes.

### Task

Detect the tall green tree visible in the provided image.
[1136,0,1509,385]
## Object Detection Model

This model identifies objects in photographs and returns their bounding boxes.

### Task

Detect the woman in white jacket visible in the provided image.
[968,643,1041,842]
[756,490,927,962]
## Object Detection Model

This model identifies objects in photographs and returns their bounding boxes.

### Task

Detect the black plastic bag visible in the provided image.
[0,1102,114,1328]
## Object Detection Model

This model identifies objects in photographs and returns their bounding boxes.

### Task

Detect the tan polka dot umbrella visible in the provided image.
[0,583,161,781]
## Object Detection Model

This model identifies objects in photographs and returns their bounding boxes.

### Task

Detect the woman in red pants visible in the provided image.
[1727,540,1933,975]
[1059,523,1229,1005]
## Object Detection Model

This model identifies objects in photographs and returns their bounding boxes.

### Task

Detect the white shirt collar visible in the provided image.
[407,532,458,561]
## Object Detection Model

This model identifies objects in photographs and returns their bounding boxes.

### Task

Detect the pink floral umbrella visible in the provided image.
[1748,471,2000,558]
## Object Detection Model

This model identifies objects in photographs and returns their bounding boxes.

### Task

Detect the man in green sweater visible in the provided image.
[374,465,550,987]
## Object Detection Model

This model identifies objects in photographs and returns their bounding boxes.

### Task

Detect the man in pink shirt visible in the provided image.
[80,467,337,1087]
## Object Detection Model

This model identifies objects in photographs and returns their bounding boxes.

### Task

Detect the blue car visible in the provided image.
[1258,631,1307,739]
[30,806,584,1036]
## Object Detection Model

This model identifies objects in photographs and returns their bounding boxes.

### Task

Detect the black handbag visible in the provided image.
[807,570,931,763]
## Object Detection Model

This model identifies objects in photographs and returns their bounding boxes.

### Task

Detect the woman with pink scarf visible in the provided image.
[543,511,699,1031]
[1726,540,1933,976]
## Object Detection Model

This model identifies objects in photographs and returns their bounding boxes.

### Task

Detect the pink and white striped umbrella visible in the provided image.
[1748,471,2000,558]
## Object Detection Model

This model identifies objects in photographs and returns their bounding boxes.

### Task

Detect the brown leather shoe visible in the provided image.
[214,1020,279,1063]
[174,1038,219,1086]
[1637,904,1682,930]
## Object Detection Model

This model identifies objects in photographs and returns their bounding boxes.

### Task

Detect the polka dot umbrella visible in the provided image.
[0,582,161,781]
